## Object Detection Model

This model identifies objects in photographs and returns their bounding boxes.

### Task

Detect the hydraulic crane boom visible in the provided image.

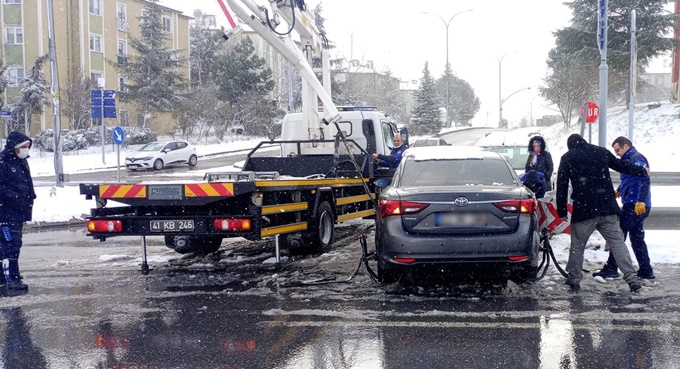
[217,0,340,141]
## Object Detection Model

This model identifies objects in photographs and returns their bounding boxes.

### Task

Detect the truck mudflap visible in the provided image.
[80,182,257,206]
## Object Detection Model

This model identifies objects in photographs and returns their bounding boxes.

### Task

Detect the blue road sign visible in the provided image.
[112,126,125,145]
[91,89,117,119]
[0,110,11,118]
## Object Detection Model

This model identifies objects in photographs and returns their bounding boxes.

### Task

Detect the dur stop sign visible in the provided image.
[580,101,600,123]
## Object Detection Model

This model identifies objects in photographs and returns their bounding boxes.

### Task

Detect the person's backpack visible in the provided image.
[520,170,546,199]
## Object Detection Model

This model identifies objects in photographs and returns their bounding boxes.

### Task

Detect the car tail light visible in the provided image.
[214,218,252,231]
[87,220,123,233]
[494,199,536,214]
[508,255,529,262]
[379,200,429,218]
[393,257,416,263]
[95,334,130,348]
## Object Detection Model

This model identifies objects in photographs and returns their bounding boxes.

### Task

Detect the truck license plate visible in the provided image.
[150,220,194,232]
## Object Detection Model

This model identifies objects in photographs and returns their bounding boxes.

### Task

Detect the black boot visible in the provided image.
[6,279,28,291]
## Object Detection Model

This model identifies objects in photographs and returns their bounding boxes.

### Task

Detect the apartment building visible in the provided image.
[0,0,190,135]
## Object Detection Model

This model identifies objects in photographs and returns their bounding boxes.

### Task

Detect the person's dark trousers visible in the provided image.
[603,203,653,276]
[0,222,23,282]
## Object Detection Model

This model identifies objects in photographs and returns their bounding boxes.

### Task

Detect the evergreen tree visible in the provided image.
[0,62,7,111]
[114,0,187,128]
[411,62,441,135]
[436,64,480,127]
[189,9,222,87]
[551,0,676,104]
[14,54,49,133]
[213,36,276,135]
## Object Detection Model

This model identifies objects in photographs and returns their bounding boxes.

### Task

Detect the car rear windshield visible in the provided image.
[399,158,515,186]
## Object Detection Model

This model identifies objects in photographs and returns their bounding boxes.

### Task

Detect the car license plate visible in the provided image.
[150,220,195,232]
[436,213,486,226]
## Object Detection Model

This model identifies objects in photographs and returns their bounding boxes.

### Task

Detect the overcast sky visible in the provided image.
[161,0,573,126]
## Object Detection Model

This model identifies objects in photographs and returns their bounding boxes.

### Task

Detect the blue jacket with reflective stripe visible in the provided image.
[617,147,651,206]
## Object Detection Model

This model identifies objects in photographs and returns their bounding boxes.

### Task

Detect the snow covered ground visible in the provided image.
[11,102,680,271]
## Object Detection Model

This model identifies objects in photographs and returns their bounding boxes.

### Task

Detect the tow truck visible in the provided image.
[80,0,407,264]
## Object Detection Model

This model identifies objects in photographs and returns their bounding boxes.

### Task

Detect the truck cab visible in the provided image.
[280,106,407,158]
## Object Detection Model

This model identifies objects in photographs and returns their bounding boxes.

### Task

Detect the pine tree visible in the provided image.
[62,76,95,130]
[213,37,276,135]
[114,0,187,128]
[411,62,441,135]
[189,9,222,87]
[14,54,50,133]
[551,0,675,104]
[0,62,7,111]
[436,64,480,127]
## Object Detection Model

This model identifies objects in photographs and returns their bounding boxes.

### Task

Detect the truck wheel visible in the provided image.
[188,155,198,167]
[153,159,164,170]
[311,201,335,253]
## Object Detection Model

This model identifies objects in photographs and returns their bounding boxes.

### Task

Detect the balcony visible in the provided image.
[117,18,128,32]
[117,55,128,65]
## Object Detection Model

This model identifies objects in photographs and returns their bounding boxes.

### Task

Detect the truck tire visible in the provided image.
[311,201,335,253]
[164,235,222,254]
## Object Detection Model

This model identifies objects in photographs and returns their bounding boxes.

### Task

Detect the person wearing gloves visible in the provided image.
[525,135,554,191]
[0,131,35,291]
[593,136,654,280]
[372,134,406,169]
[556,134,649,293]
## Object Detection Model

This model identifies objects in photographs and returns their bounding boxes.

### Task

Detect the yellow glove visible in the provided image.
[615,189,620,198]
[634,202,646,215]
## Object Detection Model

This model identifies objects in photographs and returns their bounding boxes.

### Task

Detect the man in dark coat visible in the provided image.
[593,136,654,280]
[556,134,648,293]
[0,131,35,291]
[525,135,554,191]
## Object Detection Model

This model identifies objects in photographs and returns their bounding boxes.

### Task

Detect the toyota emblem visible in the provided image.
[454,196,469,207]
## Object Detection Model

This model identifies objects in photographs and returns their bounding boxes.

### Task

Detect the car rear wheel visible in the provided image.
[153,159,164,170]
[377,259,401,284]
[188,154,198,167]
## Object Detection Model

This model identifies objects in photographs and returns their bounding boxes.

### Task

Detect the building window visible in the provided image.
[116,3,126,20]
[89,0,101,15]
[91,72,104,88]
[119,110,129,126]
[89,34,103,52]
[117,40,127,56]
[5,27,23,44]
[3,0,22,4]
[7,67,24,85]
[162,16,172,33]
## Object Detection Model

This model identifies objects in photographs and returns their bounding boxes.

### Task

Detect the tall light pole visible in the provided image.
[498,51,516,128]
[501,87,531,128]
[423,9,472,128]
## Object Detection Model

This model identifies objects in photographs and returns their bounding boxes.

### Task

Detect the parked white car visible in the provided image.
[125,141,198,171]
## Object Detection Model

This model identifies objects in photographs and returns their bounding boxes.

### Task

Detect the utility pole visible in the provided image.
[47,0,64,186]
[598,0,609,147]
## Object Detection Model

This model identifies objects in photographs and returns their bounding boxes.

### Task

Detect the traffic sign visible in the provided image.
[112,126,125,145]
[580,101,600,124]
[0,110,12,118]
[91,89,117,119]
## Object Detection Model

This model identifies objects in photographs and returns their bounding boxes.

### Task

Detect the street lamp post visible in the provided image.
[501,87,531,128]
[498,51,516,128]
[423,9,472,129]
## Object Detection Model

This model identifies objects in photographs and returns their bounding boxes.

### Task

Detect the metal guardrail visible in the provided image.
[611,172,680,185]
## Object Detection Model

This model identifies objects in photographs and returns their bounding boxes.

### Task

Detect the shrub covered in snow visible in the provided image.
[33,127,158,152]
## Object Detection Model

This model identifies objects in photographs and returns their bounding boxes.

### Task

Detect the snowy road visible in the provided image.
[2,223,680,368]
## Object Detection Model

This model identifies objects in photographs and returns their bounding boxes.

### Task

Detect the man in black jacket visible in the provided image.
[0,131,35,291]
[556,134,648,293]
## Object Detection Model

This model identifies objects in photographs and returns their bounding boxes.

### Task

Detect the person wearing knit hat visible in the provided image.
[556,133,648,294]
[0,131,35,291]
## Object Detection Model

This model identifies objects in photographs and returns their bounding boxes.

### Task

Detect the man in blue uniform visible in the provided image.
[372,134,406,169]
[593,136,654,280]
[0,131,35,291]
